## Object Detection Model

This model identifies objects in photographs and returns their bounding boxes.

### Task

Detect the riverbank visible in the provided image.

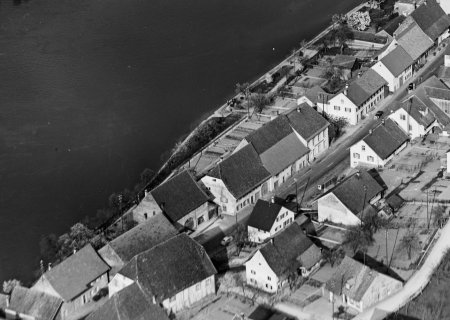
[150,1,368,187]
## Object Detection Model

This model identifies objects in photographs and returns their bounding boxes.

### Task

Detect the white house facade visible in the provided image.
[245,250,283,294]
[247,205,295,243]
[371,59,413,93]
[317,193,362,225]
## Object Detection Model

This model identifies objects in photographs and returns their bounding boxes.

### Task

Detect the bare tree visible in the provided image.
[432,205,447,228]
[343,225,374,255]
[397,229,421,260]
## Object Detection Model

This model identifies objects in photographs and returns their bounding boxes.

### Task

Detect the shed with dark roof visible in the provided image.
[151,170,211,223]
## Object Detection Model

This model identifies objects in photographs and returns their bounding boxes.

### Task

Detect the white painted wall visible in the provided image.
[372,61,412,92]
[108,273,134,298]
[350,139,407,169]
[200,176,237,215]
[245,250,281,293]
[318,193,361,226]
[439,0,450,14]
[162,275,215,313]
[317,93,359,125]
[360,273,403,312]
[388,108,436,139]
[248,207,295,243]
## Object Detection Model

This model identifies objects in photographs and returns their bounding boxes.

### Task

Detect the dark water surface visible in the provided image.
[0,0,360,282]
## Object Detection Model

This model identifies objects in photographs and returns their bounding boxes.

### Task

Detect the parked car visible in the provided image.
[221,235,233,246]
[375,111,383,119]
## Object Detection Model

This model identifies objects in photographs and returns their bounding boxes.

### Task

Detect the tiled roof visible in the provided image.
[380,45,414,77]
[383,15,406,36]
[259,223,320,277]
[9,286,62,320]
[247,199,284,232]
[347,69,387,107]
[208,144,271,199]
[86,282,169,320]
[332,55,357,69]
[285,103,329,141]
[399,96,436,128]
[151,170,210,222]
[325,256,377,301]
[104,214,178,262]
[411,0,450,41]
[119,234,216,300]
[259,132,309,175]
[304,85,330,105]
[397,22,434,61]
[363,118,409,159]
[437,65,450,80]
[245,116,292,154]
[327,170,385,215]
[42,244,110,301]
[404,76,450,127]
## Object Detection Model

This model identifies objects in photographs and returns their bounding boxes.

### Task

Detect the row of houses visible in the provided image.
[0,214,218,320]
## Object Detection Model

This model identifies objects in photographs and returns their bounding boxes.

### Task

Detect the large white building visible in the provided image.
[317,69,387,125]
[350,119,409,168]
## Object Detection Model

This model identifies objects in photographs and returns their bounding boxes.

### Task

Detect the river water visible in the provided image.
[0,0,360,282]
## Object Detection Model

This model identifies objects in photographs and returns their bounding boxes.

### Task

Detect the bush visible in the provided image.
[347,11,371,31]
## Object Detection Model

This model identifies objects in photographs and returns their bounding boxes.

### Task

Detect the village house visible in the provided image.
[317,69,387,125]
[143,169,217,230]
[245,223,322,294]
[86,282,169,320]
[201,144,272,215]
[317,170,385,225]
[394,0,423,16]
[323,256,403,312]
[371,45,414,92]
[331,54,358,80]
[409,0,450,44]
[285,104,330,161]
[247,198,295,243]
[437,52,450,87]
[350,118,409,168]
[108,234,216,314]
[389,76,450,138]
[32,244,110,320]
[98,214,178,276]
[2,286,62,320]
[295,85,330,108]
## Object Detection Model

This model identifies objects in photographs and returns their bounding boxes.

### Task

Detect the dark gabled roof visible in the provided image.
[119,234,216,300]
[380,46,414,77]
[259,223,319,277]
[405,76,450,127]
[247,199,284,232]
[285,103,330,141]
[411,0,450,41]
[332,54,357,69]
[363,118,409,159]
[399,96,436,128]
[42,244,110,301]
[9,286,62,320]
[397,22,434,61]
[86,282,169,320]
[208,144,271,199]
[151,170,210,222]
[383,15,406,36]
[327,170,385,215]
[259,133,309,176]
[325,256,378,301]
[245,116,292,154]
[347,69,387,107]
[107,214,178,262]
[386,194,405,211]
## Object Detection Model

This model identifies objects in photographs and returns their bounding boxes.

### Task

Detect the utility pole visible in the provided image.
[385,229,389,269]
[361,185,368,227]
[294,178,299,213]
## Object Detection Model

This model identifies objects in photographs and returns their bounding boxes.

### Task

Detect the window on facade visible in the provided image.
[367,156,374,162]
[82,295,87,304]
[195,283,201,291]
[353,153,360,159]
[400,114,406,120]
[251,270,256,275]
[409,124,412,130]
[319,131,323,140]
[361,145,365,151]
[267,276,271,281]
[206,278,211,285]
[144,213,148,220]
[334,106,340,111]
[222,205,227,212]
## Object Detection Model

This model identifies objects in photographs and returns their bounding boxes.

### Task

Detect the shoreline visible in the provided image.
[151,1,367,187]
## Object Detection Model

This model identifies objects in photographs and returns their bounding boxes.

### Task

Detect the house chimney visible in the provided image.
[48,263,52,271]
[369,129,373,135]
[358,71,363,78]
[271,196,275,203]
[382,119,385,125]
[152,295,157,304]
[344,83,349,95]
[297,107,300,112]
